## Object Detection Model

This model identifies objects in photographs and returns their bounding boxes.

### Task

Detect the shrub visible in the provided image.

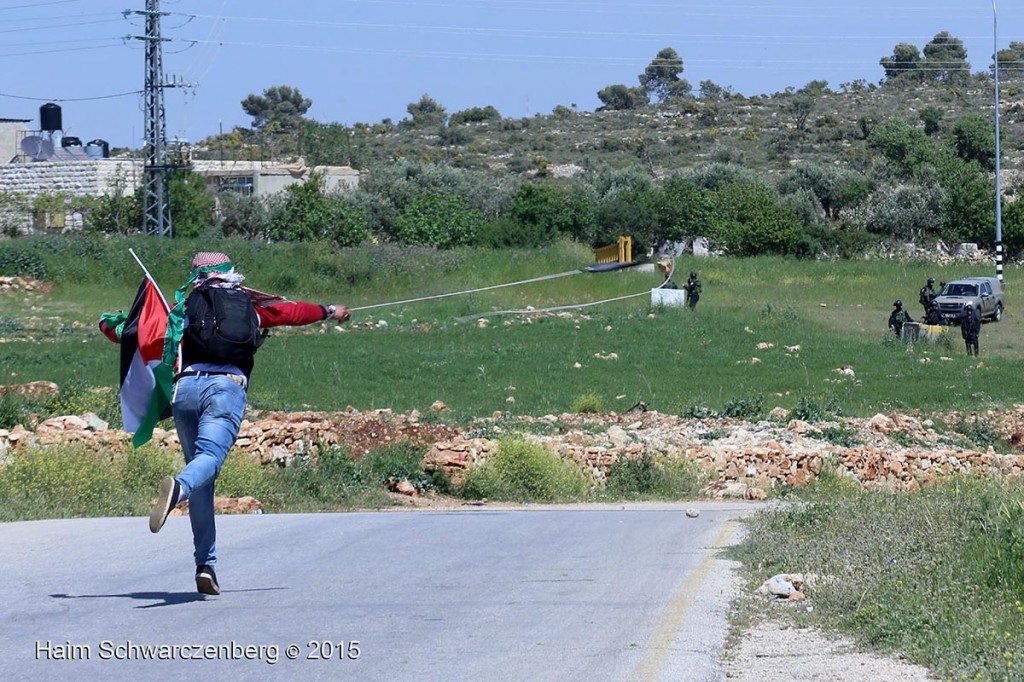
[356,443,434,491]
[952,416,1005,451]
[603,453,706,500]
[0,242,48,279]
[720,396,764,419]
[269,447,361,504]
[0,392,43,429]
[393,193,482,248]
[791,395,842,423]
[116,446,178,494]
[216,451,272,500]
[449,105,501,126]
[683,401,716,419]
[461,436,589,503]
[44,380,122,430]
[571,393,604,414]
[0,446,132,520]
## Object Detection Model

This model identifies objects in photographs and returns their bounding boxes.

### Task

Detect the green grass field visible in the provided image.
[0,238,1018,421]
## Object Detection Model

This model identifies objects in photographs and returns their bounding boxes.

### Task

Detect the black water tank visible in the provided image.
[40,103,62,132]
[61,136,81,148]
[86,139,110,159]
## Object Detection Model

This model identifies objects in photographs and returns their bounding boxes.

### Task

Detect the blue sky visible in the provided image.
[0,0,1021,149]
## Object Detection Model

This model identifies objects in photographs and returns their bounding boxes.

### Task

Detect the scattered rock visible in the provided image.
[393,479,419,496]
[0,380,59,399]
[685,508,700,518]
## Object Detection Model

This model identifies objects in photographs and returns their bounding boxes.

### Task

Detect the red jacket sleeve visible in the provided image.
[98,319,120,344]
[255,301,326,329]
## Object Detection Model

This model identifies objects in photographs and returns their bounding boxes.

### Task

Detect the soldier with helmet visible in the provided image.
[888,299,912,337]
[919,277,938,315]
[961,302,981,356]
[684,271,702,309]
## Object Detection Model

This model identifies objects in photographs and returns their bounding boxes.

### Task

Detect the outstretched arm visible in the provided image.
[256,300,351,329]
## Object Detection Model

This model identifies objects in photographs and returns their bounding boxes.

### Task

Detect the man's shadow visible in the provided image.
[51,587,285,609]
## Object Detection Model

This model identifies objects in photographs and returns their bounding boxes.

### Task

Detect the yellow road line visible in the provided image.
[633,519,739,682]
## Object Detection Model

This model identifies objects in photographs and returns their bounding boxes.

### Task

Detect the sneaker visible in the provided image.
[196,565,221,595]
[149,476,180,533]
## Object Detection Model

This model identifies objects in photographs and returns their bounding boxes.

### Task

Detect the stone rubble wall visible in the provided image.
[0,159,138,199]
[2,401,1023,497]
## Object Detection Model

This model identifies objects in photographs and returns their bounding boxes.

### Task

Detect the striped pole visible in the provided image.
[993,1,1004,282]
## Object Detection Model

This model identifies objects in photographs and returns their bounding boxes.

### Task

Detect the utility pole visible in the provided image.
[992,0,1004,282]
[131,0,173,237]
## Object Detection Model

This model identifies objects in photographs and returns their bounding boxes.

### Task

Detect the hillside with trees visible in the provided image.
[120,35,1024,257]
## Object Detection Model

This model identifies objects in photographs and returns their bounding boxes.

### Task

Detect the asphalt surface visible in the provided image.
[0,503,755,681]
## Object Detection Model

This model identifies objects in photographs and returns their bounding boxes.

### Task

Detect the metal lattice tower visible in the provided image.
[136,0,172,237]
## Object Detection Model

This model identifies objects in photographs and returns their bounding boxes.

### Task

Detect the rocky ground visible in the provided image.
[4,389,1021,498]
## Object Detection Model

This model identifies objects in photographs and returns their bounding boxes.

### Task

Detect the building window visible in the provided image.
[218,176,254,196]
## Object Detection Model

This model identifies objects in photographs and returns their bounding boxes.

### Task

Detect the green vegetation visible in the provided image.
[0,445,174,520]
[602,453,706,501]
[734,478,1024,681]
[462,436,589,503]
[0,236,1018,422]
[570,393,604,414]
[26,47,1023,261]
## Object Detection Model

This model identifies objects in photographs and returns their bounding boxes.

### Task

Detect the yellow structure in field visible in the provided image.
[901,322,950,343]
[593,235,632,264]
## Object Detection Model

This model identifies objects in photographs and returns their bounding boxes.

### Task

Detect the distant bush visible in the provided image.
[720,396,765,420]
[0,392,38,429]
[355,443,434,492]
[792,395,843,423]
[0,242,48,279]
[270,447,361,505]
[461,436,589,503]
[449,105,501,126]
[603,453,706,500]
[393,193,483,248]
[571,393,604,414]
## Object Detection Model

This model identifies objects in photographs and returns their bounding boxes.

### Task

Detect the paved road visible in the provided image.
[0,503,755,681]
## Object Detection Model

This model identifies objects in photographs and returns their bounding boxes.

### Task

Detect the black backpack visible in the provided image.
[184,286,265,364]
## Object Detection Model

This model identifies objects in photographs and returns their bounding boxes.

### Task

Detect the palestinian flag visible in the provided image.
[119,276,176,447]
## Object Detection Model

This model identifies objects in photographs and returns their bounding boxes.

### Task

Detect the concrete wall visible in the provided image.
[0,159,138,199]
[0,159,357,201]
[0,121,29,165]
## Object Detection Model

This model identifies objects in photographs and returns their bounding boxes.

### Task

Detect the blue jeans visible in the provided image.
[171,375,247,567]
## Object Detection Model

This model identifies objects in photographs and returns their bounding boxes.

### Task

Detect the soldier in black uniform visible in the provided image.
[919,277,937,315]
[888,299,912,337]
[923,299,943,326]
[684,271,701,309]
[960,302,981,356]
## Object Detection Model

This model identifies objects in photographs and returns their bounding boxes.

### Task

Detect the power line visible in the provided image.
[0,42,124,58]
[0,89,142,102]
[176,13,1017,45]
[0,0,81,11]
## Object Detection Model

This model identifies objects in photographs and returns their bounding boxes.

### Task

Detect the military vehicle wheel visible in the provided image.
[992,302,1003,322]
